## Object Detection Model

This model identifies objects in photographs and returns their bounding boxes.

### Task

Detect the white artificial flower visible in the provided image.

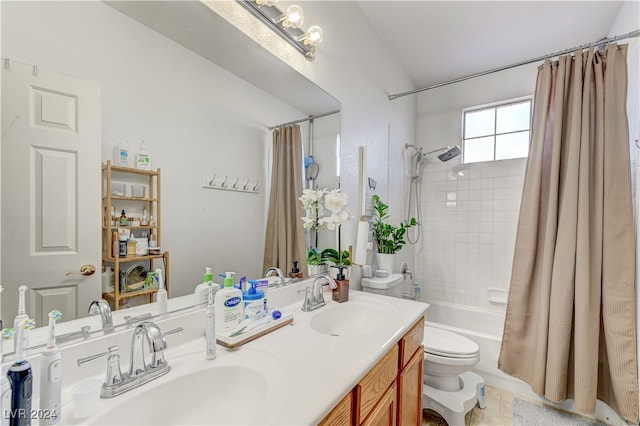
[324,189,348,213]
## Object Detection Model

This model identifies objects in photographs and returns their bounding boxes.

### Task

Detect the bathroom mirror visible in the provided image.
[0,0,340,350]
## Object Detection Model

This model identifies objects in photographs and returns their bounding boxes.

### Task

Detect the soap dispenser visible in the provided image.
[243,281,265,321]
[194,267,220,305]
[289,260,303,281]
[332,266,349,303]
[214,272,243,332]
[135,140,151,170]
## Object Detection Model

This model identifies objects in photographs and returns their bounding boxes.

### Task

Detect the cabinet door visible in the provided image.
[354,345,399,424]
[362,382,397,426]
[319,392,352,426]
[397,347,424,426]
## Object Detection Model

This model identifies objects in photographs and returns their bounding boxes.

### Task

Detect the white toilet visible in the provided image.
[361,274,486,426]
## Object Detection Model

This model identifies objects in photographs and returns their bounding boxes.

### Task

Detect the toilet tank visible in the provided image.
[361,274,404,298]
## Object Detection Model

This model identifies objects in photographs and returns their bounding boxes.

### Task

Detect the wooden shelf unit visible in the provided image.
[101,160,169,310]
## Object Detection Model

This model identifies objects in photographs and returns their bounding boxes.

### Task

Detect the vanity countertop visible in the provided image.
[44,287,428,425]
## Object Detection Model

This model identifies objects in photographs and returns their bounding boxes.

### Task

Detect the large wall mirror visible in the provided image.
[0,0,340,348]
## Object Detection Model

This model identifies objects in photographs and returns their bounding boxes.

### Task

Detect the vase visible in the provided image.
[375,253,396,274]
[307,264,328,276]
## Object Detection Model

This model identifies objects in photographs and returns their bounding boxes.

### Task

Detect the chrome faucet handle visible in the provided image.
[150,327,183,368]
[77,345,123,387]
[297,287,313,311]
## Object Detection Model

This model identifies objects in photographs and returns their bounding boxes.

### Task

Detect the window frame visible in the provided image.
[461,95,533,164]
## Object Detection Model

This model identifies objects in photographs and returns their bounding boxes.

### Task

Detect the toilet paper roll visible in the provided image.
[354,221,370,265]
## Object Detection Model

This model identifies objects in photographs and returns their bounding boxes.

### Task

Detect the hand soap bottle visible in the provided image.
[214,272,243,332]
[194,267,220,304]
[243,281,265,321]
[289,260,303,281]
[332,266,349,303]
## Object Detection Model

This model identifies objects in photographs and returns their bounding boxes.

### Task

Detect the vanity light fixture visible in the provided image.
[236,0,324,61]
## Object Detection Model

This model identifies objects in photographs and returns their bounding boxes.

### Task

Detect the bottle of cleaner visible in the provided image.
[135,141,151,170]
[39,310,62,425]
[7,317,33,426]
[154,269,168,316]
[14,286,30,353]
[194,267,220,304]
[113,141,129,167]
[243,281,265,321]
[214,272,242,332]
[205,284,216,360]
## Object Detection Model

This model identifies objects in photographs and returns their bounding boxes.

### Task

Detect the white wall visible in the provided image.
[1,1,308,297]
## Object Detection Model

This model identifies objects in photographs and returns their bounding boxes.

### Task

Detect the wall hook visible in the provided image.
[253,180,260,192]
[243,179,250,190]
[221,176,229,188]
[208,173,216,186]
[232,177,240,189]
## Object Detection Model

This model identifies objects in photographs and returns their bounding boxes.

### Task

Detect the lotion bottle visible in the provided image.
[214,272,242,332]
[155,269,168,316]
[39,310,62,425]
[194,267,220,304]
[135,141,151,170]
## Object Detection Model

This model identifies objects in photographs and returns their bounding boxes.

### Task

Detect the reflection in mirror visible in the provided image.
[1,0,340,353]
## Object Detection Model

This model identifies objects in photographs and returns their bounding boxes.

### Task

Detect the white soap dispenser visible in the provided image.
[214,272,243,332]
[135,140,151,170]
[194,267,220,304]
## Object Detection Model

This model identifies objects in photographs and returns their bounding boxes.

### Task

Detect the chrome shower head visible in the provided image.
[437,145,462,162]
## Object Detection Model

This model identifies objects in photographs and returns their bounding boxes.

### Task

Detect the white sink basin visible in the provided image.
[309,301,391,336]
[80,348,287,425]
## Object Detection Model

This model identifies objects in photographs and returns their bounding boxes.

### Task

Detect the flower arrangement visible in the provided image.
[300,188,351,268]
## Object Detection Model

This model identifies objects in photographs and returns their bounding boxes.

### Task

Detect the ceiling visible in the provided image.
[357,1,627,90]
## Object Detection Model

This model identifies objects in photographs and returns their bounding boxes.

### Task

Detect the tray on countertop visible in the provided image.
[216,311,294,349]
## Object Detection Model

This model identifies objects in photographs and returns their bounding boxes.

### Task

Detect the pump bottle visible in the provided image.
[214,272,243,332]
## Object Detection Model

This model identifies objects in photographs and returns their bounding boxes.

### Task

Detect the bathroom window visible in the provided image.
[462,97,532,164]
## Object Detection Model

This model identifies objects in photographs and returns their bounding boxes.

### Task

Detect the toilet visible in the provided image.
[361,274,486,426]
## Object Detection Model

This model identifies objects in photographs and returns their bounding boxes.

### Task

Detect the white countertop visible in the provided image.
[29,287,428,425]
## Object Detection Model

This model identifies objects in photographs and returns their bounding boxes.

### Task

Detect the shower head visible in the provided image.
[437,145,462,162]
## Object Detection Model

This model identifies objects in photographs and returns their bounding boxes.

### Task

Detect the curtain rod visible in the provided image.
[268,110,340,130]
[389,29,640,101]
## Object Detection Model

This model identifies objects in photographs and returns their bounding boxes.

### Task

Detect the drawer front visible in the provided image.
[319,392,352,426]
[399,317,424,369]
[355,345,399,424]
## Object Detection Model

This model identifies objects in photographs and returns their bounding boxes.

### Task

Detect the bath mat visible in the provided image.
[512,398,606,426]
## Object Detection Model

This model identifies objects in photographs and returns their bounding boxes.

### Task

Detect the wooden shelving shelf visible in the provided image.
[101,160,169,310]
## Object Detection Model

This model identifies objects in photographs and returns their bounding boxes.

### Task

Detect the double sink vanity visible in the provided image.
[9,278,428,425]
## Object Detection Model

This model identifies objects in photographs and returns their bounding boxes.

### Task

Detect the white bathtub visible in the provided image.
[423,300,626,425]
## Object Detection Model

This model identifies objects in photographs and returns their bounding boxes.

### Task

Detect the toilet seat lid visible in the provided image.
[423,326,479,358]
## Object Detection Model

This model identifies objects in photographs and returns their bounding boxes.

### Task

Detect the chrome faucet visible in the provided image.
[302,274,338,312]
[88,299,114,333]
[77,322,182,398]
[264,267,286,287]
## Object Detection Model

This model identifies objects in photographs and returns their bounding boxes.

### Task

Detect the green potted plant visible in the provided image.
[306,247,328,275]
[371,194,417,272]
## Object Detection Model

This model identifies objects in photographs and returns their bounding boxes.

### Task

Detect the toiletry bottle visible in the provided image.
[243,281,265,321]
[39,310,62,425]
[113,142,129,167]
[205,284,216,360]
[289,261,303,280]
[135,141,151,170]
[8,318,32,426]
[118,232,128,257]
[194,267,220,304]
[254,279,269,315]
[119,210,127,226]
[214,272,243,332]
[332,266,349,303]
[155,269,168,316]
[14,286,30,353]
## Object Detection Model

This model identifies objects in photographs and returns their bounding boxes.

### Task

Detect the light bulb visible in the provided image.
[303,25,323,46]
[278,4,304,28]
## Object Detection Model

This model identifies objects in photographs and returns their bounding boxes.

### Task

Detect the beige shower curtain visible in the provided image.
[263,125,306,273]
[498,44,638,422]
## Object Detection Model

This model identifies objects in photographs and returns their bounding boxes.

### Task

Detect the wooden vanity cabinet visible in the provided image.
[319,317,424,426]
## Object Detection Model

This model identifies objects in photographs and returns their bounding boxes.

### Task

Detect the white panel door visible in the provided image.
[1,61,101,327]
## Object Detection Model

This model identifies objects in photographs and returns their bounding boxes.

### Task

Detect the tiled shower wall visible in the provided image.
[415,157,526,312]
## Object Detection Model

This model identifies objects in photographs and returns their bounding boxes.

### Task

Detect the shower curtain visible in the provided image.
[263,125,306,273]
[498,44,638,422]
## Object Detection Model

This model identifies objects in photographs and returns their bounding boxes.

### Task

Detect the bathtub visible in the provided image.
[423,300,626,425]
